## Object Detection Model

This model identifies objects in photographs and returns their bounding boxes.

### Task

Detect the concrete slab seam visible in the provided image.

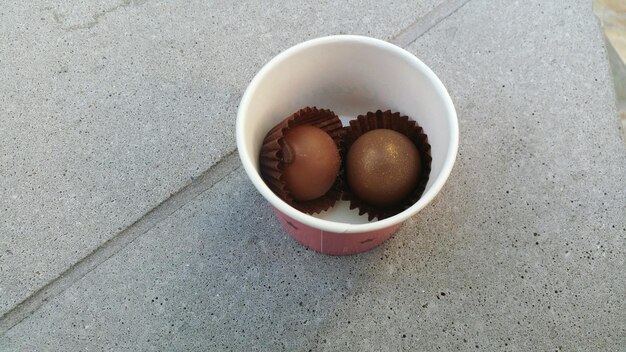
[0,151,241,335]
[390,0,471,47]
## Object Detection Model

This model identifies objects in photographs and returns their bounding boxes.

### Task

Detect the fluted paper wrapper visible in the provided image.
[259,107,344,214]
[342,110,432,221]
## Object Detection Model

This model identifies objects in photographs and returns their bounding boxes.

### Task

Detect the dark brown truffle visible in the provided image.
[346,128,421,207]
[281,125,341,201]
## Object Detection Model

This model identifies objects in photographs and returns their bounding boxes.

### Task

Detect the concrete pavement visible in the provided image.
[1,0,625,351]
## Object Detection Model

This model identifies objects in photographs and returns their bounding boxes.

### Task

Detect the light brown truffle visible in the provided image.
[282,125,341,201]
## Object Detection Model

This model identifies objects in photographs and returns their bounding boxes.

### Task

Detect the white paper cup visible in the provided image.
[237,35,458,255]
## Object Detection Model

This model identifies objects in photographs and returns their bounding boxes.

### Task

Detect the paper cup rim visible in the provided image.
[236,35,458,234]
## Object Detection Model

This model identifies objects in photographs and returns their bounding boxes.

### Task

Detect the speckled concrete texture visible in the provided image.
[0,0,445,316]
[2,0,625,351]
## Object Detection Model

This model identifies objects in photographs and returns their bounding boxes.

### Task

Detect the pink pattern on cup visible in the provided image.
[273,207,401,255]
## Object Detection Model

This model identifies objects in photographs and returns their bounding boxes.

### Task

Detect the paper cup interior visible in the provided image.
[237,35,458,234]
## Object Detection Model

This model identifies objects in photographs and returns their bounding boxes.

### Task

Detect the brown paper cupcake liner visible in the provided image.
[341,110,432,221]
[259,107,345,214]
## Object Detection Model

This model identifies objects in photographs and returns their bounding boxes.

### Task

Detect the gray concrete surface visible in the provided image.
[0,0,446,316]
[2,0,625,351]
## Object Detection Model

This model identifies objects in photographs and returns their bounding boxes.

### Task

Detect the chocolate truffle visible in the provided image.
[346,128,421,207]
[281,125,341,201]
[259,107,344,214]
